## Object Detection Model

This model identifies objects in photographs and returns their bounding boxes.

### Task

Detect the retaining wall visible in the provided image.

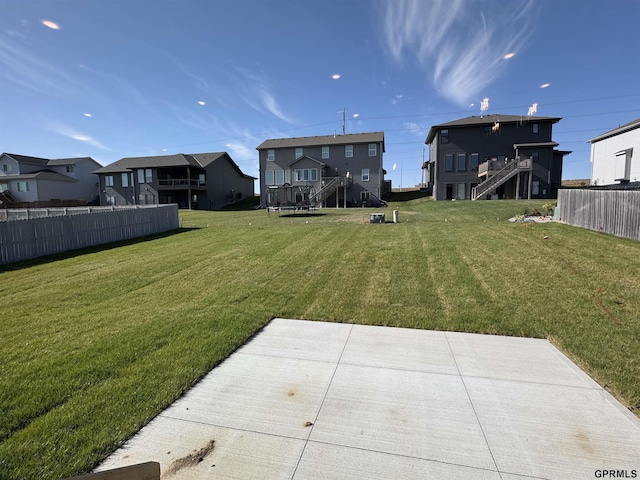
[557,189,640,241]
[0,205,179,265]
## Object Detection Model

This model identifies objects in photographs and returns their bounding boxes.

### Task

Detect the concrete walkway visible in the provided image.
[98,319,640,479]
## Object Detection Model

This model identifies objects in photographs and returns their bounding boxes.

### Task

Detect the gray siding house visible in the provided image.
[0,153,101,205]
[256,132,386,208]
[424,115,569,200]
[93,152,255,209]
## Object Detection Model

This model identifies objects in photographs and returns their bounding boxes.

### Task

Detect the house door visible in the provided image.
[445,184,454,200]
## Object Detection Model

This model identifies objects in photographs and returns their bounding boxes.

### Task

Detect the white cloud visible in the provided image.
[46,121,111,151]
[233,66,294,123]
[404,122,426,135]
[379,0,539,105]
[0,33,79,95]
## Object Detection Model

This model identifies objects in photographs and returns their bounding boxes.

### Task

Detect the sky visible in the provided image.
[2,0,640,190]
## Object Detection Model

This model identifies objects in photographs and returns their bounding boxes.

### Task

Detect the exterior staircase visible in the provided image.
[471,157,532,200]
[311,176,352,205]
[0,190,17,205]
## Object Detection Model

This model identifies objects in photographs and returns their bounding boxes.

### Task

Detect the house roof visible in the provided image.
[1,171,78,182]
[589,118,640,143]
[93,152,257,179]
[2,153,49,166]
[424,114,562,144]
[47,157,100,166]
[190,152,257,179]
[2,153,99,167]
[288,155,325,168]
[94,154,202,173]
[256,132,385,151]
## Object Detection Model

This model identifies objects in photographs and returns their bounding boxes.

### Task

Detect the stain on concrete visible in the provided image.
[163,439,215,478]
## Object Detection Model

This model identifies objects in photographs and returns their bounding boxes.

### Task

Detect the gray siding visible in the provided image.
[0,205,179,264]
[431,121,561,200]
[258,136,384,207]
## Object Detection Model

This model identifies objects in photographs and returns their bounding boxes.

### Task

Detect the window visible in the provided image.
[275,169,284,185]
[441,129,449,143]
[532,123,539,134]
[16,181,28,192]
[294,168,318,182]
[138,194,153,205]
[457,153,466,172]
[145,169,152,183]
[445,154,454,172]
[532,181,540,195]
[121,172,129,188]
[138,169,145,184]
[265,170,275,185]
[368,144,377,156]
[295,148,303,159]
[106,195,116,206]
[345,145,353,157]
[532,152,539,162]
[470,153,479,170]
[456,183,466,200]
[362,168,370,182]
[105,175,114,187]
[0,183,8,192]
[285,169,291,184]
[322,146,329,159]
[198,173,205,186]
[66,164,75,173]
[2,163,12,172]
[361,191,370,202]
[267,149,275,162]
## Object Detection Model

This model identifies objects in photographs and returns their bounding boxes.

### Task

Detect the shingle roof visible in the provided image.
[2,171,77,182]
[256,132,385,150]
[2,153,50,166]
[47,157,99,166]
[424,114,562,144]
[93,153,204,173]
[93,152,256,179]
[589,118,640,143]
[2,153,99,167]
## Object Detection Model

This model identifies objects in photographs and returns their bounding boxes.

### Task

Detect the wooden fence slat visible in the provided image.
[558,189,640,241]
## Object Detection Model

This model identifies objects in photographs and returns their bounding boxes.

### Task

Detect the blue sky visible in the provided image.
[2,0,640,189]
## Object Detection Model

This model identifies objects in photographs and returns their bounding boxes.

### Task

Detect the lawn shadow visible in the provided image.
[0,227,200,272]
[277,213,327,218]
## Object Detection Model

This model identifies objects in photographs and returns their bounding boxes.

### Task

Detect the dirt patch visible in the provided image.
[163,439,215,477]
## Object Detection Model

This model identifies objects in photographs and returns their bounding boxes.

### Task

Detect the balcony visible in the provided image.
[157,178,206,190]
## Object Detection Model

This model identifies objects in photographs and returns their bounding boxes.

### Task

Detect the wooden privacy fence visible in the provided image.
[0,204,179,265]
[557,189,640,241]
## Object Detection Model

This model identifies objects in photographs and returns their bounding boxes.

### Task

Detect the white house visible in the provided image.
[589,118,640,186]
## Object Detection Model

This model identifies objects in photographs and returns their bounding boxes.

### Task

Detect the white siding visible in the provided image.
[591,127,640,185]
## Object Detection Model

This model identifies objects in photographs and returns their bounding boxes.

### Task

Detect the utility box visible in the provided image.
[369,213,385,224]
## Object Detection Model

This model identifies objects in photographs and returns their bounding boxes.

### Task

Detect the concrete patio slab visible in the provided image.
[97,318,640,480]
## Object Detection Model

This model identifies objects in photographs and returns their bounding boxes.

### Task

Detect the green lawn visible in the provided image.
[1,198,639,479]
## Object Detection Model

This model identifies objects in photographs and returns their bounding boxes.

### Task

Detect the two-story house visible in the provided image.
[424,115,569,200]
[256,132,386,208]
[0,153,101,205]
[93,152,255,209]
[589,118,639,187]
